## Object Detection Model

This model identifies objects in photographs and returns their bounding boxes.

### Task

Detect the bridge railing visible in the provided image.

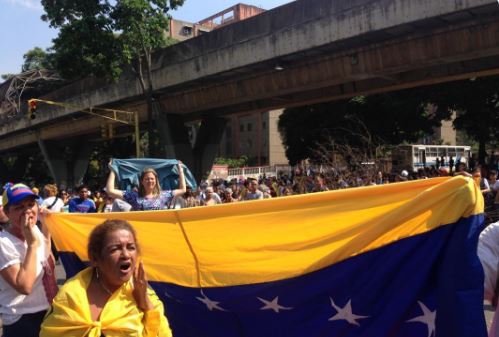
[224,165,292,180]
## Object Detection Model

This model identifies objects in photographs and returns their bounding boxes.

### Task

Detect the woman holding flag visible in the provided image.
[106,159,186,211]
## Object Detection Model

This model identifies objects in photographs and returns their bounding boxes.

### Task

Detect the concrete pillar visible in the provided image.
[38,137,93,188]
[154,101,227,182]
[154,109,194,167]
[70,141,94,187]
[37,139,68,187]
[154,99,227,182]
[192,117,227,181]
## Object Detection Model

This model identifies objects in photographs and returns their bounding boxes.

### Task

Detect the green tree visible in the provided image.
[213,155,249,168]
[428,77,499,165]
[1,74,15,81]
[41,0,184,156]
[22,47,53,71]
[278,88,449,165]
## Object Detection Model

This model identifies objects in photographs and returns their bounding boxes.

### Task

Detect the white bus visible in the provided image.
[392,145,472,172]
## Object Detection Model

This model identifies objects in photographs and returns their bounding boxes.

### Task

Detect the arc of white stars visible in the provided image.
[196,293,227,311]
[257,296,293,313]
[328,298,369,326]
[407,301,436,337]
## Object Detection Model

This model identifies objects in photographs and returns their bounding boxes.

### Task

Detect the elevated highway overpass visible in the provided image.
[2,0,498,183]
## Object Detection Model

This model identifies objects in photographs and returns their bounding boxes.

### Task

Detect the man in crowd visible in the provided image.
[68,185,96,213]
[243,178,263,201]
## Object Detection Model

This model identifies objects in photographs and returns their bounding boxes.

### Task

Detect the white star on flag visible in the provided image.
[328,298,369,326]
[196,292,226,311]
[257,296,293,313]
[407,301,436,337]
[164,290,181,303]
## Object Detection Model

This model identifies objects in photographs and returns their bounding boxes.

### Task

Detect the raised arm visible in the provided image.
[106,161,124,199]
[173,161,187,196]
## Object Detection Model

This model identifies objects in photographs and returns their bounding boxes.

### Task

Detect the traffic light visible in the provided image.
[28,99,37,120]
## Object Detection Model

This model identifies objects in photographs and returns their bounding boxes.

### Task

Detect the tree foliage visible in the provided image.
[41,0,182,82]
[22,47,54,72]
[41,0,184,156]
[278,88,450,165]
[1,74,15,81]
[213,156,249,168]
[427,76,499,164]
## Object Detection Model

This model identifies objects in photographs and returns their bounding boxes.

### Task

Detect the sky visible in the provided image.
[0,0,293,78]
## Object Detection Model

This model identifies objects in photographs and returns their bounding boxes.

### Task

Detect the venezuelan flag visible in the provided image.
[46,176,487,337]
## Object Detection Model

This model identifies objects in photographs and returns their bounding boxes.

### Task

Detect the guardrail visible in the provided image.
[225,165,292,180]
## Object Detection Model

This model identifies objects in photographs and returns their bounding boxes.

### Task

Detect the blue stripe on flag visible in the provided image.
[149,215,486,337]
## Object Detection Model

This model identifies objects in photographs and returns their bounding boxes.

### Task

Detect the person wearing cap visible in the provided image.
[0,183,57,337]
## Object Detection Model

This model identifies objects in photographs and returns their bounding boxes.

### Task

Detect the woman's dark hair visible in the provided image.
[87,219,140,261]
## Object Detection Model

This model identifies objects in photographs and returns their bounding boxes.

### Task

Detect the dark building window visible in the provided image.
[182,26,193,36]
[240,124,244,132]
[247,123,252,131]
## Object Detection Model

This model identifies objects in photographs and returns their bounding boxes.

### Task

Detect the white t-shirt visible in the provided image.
[0,227,52,324]
[490,181,499,193]
[41,196,65,212]
[478,221,499,337]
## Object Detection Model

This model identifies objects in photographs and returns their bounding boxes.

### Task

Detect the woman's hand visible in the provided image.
[38,206,52,243]
[21,210,39,248]
[174,160,187,195]
[132,261,154,312]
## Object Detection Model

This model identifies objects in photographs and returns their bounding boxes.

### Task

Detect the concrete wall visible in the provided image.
[150,0,493,90]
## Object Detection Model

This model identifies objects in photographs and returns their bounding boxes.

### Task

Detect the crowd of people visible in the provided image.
[19,161,499,224]
[0,160,499,337]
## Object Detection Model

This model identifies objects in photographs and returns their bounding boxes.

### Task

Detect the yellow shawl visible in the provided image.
[40,267,172,337]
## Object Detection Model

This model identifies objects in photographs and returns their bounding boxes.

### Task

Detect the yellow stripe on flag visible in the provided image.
[46,176,482,287]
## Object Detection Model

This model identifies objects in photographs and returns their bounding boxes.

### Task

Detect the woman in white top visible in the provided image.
[41,184,64,212]
[0,183,57,337]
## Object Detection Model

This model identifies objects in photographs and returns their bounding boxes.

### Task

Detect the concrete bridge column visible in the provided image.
[192,117,227,182]
[154,104,226,182]
[38,139,68,187]
[155,108,194,167]
[38,137,94,188]
[68,139,94,188]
